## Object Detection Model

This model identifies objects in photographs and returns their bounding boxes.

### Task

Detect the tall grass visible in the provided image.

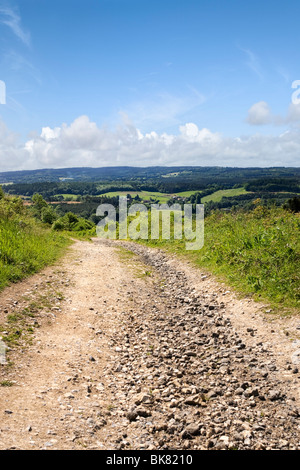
[0,195,70,291]
[138,204,300,310]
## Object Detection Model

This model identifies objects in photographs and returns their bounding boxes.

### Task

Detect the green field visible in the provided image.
[154,187,249,201]
[57,194,80,200]
[201,187,249,203]
[101,190,172,203]
[87,187,250,204]
[174,190,200,198]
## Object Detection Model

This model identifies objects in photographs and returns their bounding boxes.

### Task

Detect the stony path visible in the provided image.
[0,238,299,450]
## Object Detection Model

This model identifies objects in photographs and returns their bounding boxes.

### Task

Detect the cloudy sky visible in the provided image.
[0,0,300,171]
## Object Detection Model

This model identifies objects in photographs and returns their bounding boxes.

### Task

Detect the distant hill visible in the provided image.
[1,166,300,184]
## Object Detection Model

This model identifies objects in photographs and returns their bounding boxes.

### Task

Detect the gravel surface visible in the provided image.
[0,238,299,450]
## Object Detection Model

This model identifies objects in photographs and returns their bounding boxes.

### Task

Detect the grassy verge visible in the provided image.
[0,196,71,292]
[137,204,300,312]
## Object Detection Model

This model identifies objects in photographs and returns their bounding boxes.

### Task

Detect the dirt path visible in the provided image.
[0,238,299,450]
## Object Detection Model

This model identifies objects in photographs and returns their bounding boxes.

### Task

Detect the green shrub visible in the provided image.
[52,211,95,233]
[41,206,57,224]
[52,219,67,231]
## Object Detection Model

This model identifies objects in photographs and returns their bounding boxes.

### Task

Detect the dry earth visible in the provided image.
[0,238,299,450]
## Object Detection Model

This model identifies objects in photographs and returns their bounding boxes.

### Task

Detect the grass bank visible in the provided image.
[137,204,300,312]
[0,194,71,291]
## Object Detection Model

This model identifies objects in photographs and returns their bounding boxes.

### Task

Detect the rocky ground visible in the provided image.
[0,238,299,450]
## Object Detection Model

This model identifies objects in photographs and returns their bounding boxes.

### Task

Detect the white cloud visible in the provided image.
[246,101,272,125]
[286,103,300,123]
[0,120,27,169]
[40,126,61,141]
[246,100,300,126]
[1,114,300,172]
[179,123,222,145]
[0,6,30,46]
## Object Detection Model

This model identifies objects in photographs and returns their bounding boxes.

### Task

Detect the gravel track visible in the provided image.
[0,238,299,450]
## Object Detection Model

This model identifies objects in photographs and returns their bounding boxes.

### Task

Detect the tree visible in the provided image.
[31,193,48,219]
[41,206,57,224]
[284,196,300,213]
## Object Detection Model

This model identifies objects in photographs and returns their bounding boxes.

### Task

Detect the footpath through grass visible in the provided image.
[138,204,300,312]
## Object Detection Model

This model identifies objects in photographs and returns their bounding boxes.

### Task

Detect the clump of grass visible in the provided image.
[0,287,64,351]
[116,246,136,261]
[136,269,152,279]
[116,246,153,279]
[0,380,14,387]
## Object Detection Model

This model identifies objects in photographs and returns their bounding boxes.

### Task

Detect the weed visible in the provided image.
[0,380,14,387]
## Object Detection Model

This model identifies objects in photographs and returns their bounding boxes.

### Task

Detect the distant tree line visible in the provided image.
[203,192,300,215]
[5,181,137,198]
[244,178,300,193]
[1,165,300,184]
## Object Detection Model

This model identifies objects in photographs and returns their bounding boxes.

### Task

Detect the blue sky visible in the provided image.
[0,0,300,170]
